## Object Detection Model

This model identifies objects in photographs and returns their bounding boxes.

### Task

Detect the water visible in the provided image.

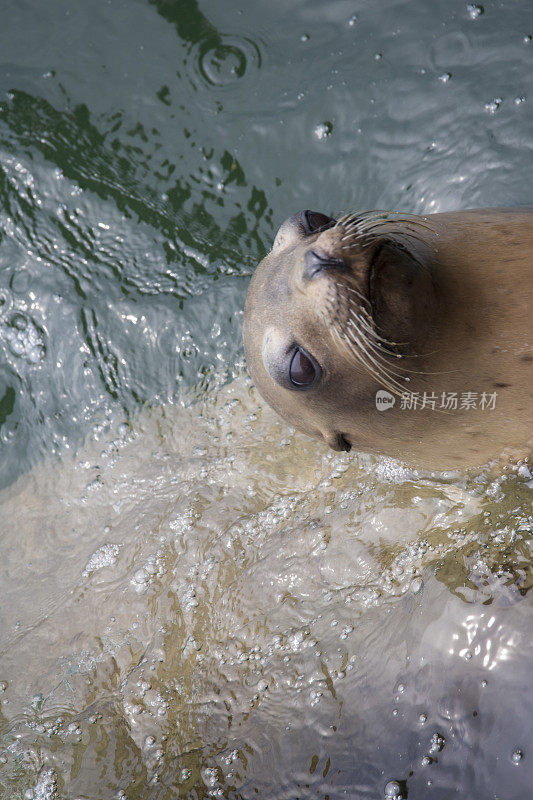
[0,0,532,797]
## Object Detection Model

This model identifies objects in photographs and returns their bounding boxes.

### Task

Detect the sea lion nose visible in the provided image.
[303,250,346,281]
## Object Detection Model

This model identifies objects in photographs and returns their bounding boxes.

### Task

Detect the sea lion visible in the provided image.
[243,207,533,470]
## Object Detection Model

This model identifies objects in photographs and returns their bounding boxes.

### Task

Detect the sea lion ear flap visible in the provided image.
[369,239,435,350]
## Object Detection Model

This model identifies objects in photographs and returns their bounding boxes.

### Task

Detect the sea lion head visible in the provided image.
[243,209,437,452]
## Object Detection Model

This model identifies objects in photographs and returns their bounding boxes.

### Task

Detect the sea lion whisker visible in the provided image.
[337,322,450,416]
[333,326,403,395]
[338,284,406,347]
[339,212,378,229]
[341,321,411,392]
[349,312,445,377]
[345,322,414,384]
[335,211,358,228]
[336,211,373,232]
[350,326,455,386]
[348,311,406,351]
[340,283,371,308]
[338,210,436,242]
[354,209,432,225]
[345,304,393,345]
[339,234,376,253]
[340,303,414,372]
[356,219,418,237]
[338,322,453,412]
[339,213,437,255]
[339,226,365,240]
[354,308,408,349]
[339,225,382,248]
[346,308,450,378]
[377,218,436,237]
[360,219,437,246]
[359,334,419,378]
[340,225,365,237]
[341,216,376,233]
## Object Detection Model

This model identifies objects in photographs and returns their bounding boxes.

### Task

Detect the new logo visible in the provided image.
[375,390,395,411]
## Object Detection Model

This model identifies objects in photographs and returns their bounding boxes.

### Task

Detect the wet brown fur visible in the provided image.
[243,208,533,470]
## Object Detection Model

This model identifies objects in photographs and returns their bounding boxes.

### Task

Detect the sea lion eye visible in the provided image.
[289,347,320,388]
[302,210,336,235]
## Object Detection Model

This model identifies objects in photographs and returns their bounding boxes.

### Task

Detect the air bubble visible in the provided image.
[0,312,46,363]
[10,339,24,355]
[314,121,333,140]
[485,97,502,114]
[117,422,130,437]
[201,767,218,788]
[12,313,27,331]
[27,345,45,363]
[511,749,523,764]
[83,544,121,576]
[467,4,484,19]
[429,732,445,753]
[384,780,402,798]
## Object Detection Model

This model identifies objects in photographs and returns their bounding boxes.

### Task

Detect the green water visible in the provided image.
[0,1,532,798]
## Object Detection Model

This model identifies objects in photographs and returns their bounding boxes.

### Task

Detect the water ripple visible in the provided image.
[197,34,262,88]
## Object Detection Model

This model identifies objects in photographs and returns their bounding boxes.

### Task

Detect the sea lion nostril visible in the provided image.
[303,210,336,233]
[303,250,346,281]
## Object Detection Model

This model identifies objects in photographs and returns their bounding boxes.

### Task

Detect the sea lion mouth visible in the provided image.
[322,430,352,452]
[336,433,352,452]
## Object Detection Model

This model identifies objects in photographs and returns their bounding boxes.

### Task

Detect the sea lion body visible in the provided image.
[243,207,533,470]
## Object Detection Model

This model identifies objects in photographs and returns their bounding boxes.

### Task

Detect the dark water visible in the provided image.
[0,1,532,798]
